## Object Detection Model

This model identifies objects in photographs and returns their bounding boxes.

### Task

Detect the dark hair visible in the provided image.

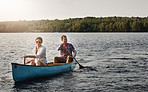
[35,37,43,43]
[61,35,67,41]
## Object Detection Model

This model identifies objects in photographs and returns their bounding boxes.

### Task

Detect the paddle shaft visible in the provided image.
[62,45,84,68]
[24,58,26,64]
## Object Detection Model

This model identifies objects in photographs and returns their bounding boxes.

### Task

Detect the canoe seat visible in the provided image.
[48,62,67,66]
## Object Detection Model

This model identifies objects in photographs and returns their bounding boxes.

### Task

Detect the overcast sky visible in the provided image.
[0,0,148,21]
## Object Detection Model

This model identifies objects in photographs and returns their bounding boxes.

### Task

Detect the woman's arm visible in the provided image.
[23,55,36,58]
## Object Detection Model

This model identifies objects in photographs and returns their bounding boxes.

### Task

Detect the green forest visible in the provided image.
[0,16,148,32]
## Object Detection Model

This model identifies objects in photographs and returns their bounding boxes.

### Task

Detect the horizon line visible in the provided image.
[0,15,148,22]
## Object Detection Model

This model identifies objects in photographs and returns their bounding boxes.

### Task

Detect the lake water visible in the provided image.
[0,33,148,92]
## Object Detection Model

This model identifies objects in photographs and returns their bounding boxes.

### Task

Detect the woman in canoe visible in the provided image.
[23,37,47,66]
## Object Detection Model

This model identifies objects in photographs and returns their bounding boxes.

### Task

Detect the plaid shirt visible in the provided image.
[59,43,74,59]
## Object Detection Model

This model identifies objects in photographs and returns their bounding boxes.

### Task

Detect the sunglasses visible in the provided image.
[36,41,42,43]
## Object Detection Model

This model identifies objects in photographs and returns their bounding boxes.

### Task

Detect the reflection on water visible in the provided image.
[12,72,75,92]
[0,33,148,92]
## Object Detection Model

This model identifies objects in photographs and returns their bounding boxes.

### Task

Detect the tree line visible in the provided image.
[0,16,148,32]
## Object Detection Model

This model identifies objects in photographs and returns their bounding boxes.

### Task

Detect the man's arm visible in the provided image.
[73,49,77,58]
[57,43,64,51]
[57,46,61,51]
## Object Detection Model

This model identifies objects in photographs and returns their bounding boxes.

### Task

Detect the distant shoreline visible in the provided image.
[0,16,148,32]
[0,32,148,34]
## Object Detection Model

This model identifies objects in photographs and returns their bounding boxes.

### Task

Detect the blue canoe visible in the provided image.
[11,62,76,82]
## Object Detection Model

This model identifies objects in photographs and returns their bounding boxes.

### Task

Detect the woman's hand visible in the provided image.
[23,55,27,58]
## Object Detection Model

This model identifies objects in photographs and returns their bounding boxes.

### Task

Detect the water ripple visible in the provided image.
[0,33,148,92]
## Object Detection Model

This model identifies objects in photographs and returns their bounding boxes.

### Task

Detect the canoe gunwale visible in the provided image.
[11,62,73,67]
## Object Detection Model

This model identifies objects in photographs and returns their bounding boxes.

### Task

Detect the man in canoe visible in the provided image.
[53,35,77,63]
[23,37,47,66]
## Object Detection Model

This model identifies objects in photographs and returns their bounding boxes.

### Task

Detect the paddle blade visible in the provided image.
[79,64,84,69]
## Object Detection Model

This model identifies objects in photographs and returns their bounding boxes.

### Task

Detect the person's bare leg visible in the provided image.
[66,56,73,63]
[36,60,47,66]
[31,61,36,66]
[39,60,47,66]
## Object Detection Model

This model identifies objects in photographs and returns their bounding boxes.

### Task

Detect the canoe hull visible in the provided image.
[11,62,75,82]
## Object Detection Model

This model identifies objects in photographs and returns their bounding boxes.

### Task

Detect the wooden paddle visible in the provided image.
[63,45,84,69]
